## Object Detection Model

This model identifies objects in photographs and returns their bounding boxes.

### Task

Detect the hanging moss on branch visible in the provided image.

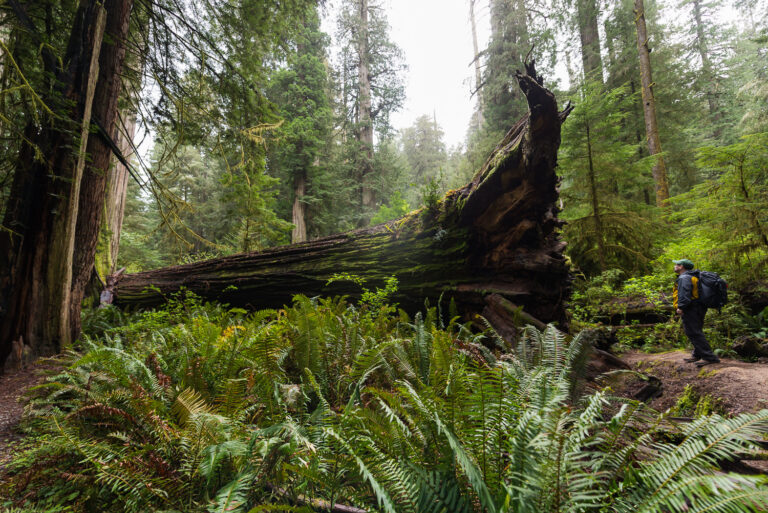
[114,61,573,330]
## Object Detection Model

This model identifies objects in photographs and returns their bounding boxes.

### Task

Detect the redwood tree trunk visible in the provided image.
[577,0,603,82]
[291,170,308,243]
[469,0,484,127]
[71,0,133,340]
[633,0,670,207]
[0,0,133,371]
[96,113,136,278]
[357,0,375,219]
[115,63,573,331]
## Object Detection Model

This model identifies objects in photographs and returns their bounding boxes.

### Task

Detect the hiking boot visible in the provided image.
[695,359,720,367]
[683,357,701,363]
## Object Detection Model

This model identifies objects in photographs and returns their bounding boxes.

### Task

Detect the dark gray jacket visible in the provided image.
[674,270,700,310]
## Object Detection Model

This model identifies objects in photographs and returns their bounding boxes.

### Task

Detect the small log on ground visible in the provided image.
[114,62,572,331]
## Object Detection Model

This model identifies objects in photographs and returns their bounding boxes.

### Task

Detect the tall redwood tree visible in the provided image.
[0,0,133,370]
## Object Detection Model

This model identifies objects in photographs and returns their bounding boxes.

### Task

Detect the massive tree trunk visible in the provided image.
[114,63,573,331]
[0,0,133,371]
[357,0,375,219]
[577,0,603,82]
[96,112,136,278]
[633,0,670,207]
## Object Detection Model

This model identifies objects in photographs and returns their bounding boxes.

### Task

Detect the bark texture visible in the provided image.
[291,170,308,243]
[577,0,603,82]
[357,0,375,217]
[0,0,133,371]
[52,5,107,346]
[115,63,572,330]
[97,113,136,278]
[633,0,670,207]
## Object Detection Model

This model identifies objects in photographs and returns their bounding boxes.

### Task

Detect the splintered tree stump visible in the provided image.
[114,61,573,331]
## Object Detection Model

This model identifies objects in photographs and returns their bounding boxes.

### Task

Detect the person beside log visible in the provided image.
[673,259,720,367]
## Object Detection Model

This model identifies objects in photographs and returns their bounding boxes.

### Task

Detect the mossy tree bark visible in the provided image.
[95,111,137,279]
[115,62,572,330]
[0,0,133,371]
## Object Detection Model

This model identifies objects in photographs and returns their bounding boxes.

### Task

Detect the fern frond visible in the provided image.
[172,387,213,426]
[211,472,255,513]
[324,427,398,513]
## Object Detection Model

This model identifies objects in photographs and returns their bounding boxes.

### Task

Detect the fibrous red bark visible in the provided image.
[0,0,133,371]
[115,62,572,332]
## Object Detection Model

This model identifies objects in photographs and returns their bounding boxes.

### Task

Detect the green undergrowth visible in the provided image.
[571,269,761,355]
[3,291,768,513]
[671,384,727,418]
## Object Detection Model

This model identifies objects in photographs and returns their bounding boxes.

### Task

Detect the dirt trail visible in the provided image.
[0,364,50,473]
[621,350,768,415]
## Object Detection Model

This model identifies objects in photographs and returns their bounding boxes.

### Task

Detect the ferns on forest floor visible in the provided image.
[3,292,768,513]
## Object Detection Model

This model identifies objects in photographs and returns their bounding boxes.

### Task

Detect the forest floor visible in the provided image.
[620,350,768,415]
[617,350,768,474]
[0,361,54,475]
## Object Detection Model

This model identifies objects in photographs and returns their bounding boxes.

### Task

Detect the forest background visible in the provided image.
[0,0,766,289]
[1,1,768,511]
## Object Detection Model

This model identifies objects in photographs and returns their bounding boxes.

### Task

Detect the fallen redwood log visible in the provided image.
[114,61,573,330]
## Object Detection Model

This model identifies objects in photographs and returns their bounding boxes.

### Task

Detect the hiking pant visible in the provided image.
[682,303,717,361]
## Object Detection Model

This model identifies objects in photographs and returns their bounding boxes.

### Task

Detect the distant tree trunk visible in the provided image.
[0,0,133,371]
[292,169,308,243]
[357,0,375,220]
[585,123,606,271]
[691,0,720,135]
[577,0,603,82]
[483,0,530,129]
[633,0,669,207]
[603,18,615,73]
[469,0,484,126]
[96,29,146,279]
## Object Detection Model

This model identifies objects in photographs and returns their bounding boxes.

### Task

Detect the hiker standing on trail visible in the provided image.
[673,259,720,367]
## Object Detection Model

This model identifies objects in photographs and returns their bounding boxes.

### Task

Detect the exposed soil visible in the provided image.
[620,350,768,415]
[0,362,52,474]
[617,350,768,474]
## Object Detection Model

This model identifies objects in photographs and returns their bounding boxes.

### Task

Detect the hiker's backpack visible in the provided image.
[696,270,728,309]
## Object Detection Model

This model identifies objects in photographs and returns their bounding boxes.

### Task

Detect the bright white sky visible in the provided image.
[321,0,492,148]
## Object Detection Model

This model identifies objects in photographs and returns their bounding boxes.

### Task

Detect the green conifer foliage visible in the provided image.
[399,115,448,206]
[332,0,407,224]
[267,6,334,241]
[559,82,661,275]
[483,0,532,136]
[672,132,768,282]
